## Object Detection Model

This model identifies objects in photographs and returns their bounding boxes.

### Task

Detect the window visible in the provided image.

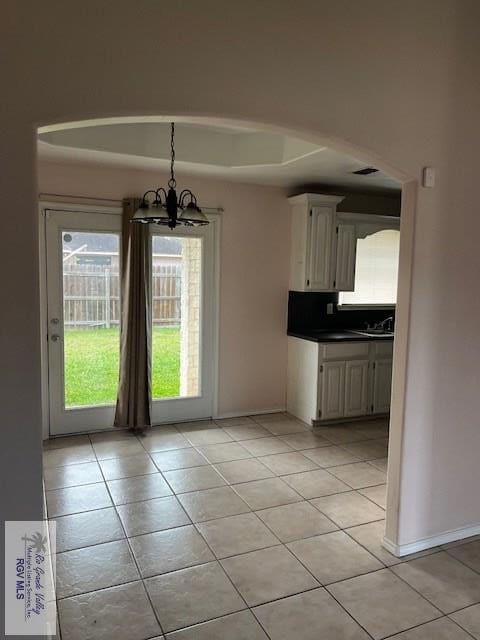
[339,229,400,306]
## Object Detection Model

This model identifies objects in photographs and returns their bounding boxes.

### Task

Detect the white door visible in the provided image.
[45,208,123,435]
[150,222,217,424]
[320,361,345,420]
[45,207,218,435]
[307,206,334,290]
[373,359,393,414]
[344,360,369,417]
[335,223,356,291]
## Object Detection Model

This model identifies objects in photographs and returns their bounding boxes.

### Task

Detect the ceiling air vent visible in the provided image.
[352,167,379,175]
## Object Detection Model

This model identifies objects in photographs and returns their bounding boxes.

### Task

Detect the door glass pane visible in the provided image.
[62,231,120,408]
[151,236,202,399]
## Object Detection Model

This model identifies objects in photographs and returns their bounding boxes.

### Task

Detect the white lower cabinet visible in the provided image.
[287,336,393,425]
[344,359,369,417]
[373,359,393,414]
[321,361,346,420]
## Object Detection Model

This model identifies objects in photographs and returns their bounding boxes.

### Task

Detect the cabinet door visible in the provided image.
[373,359,393,414]
[307,206,335,290]
[335,223,356,291]
[344,360,369,417]
[320,361,345,420]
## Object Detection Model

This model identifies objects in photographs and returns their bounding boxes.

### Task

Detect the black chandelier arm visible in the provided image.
[155,187,167,204]
[141,189,160,205]
[178,189,197,207]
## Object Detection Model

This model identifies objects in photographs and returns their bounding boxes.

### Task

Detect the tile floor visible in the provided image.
[43,414,480,640]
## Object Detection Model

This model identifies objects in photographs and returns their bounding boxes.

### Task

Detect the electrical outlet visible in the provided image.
[326,303,334,315]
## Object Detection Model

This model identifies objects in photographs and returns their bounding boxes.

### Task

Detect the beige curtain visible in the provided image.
[114,198,152,430]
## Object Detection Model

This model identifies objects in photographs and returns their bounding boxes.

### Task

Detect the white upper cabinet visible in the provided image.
[288,194,344,291]
[335,223,357,291]
[289,194,400,292]
[308,206,335,289]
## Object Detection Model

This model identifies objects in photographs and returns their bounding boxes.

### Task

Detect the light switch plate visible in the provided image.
[422,167,435,188]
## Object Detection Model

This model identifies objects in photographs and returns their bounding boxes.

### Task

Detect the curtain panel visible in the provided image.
[114,198,152,430]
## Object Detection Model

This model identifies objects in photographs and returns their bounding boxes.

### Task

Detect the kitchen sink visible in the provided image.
[350,329,394,337]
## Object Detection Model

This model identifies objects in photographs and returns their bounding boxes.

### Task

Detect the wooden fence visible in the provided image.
[63,255,182,329]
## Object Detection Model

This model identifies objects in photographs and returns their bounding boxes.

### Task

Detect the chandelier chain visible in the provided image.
[168,122,176,189]
[134,120,208,227]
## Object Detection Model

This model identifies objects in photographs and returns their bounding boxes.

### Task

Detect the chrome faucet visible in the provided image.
[374,316,394,332]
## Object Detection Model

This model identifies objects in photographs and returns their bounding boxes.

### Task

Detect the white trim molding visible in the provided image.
[213,407,287,420]
[383,522,480,557]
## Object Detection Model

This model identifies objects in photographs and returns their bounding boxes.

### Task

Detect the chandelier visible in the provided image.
[132,122,209,228]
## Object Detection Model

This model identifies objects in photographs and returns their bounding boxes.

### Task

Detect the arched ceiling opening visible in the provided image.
[38,117,401,193]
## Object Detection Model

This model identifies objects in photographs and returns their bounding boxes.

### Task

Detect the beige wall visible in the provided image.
[38,161,291,417]
[2,0,480,554]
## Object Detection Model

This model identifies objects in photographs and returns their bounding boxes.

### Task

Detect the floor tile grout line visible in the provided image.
[153,472,459,638]
[375,561,449,617]
[341,522,395,565]
[46,418,480,640]
[56,576,145,602]
[379,613,464,639]
[96,455,167,638]
[53,441,164,632]
[228,475,307,507]
[327,575,441,640]
[176,488,253,523]
[170,517,261,633]
[55,523,462,640]
[356,484,388,511]
[48,455,387,536]
[391,547,480,610]
[442,544,480,578]
[446,611,480,640]
[191,517,283,562]
[152,501,354,640]
[44,476,107,493]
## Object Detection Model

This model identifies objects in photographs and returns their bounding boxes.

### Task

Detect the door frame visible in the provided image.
[39,198,220,438]
[149,221,219,425]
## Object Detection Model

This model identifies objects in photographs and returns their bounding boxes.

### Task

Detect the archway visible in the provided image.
[38,113,417,554]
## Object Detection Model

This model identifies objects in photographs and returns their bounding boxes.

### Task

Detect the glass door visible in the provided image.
[45,208,217,435]
[45,209,122,435]
[150,224,216,424]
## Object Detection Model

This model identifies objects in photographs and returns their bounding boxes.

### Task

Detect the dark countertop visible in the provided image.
[287,329,394,343]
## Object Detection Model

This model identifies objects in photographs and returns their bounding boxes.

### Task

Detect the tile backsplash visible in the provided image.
[287,291,395,333]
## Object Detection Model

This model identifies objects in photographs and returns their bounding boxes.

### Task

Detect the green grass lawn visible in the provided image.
[64,327,180,407]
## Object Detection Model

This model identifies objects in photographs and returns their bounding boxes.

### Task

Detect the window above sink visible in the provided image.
[338,226,400,309]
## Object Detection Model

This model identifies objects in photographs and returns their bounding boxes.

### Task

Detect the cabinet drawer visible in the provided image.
[374,341,394,358]
[321,342,369,360]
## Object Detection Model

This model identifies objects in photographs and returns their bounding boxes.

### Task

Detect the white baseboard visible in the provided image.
[383,521,480,557]
[213,407,287,420]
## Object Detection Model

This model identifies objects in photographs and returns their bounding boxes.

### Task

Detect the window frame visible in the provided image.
[336,213,400,311]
